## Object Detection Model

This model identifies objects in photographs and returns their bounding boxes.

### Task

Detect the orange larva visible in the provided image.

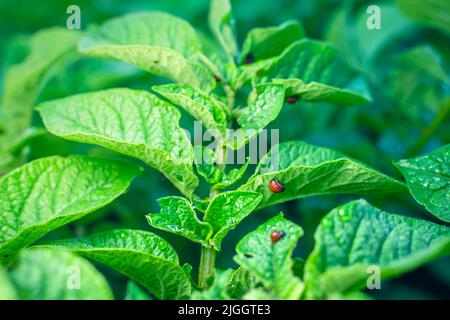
[270,231,285,243]
[286,95,299,104]
[269,179,285,193]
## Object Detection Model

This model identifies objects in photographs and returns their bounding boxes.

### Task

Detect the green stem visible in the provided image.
[197,142,228,289]
[197,64,236,289]
[198,245,217,289]
[223,82,235,111]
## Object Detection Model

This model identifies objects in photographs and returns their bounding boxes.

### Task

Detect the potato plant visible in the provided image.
[0,0,449,300]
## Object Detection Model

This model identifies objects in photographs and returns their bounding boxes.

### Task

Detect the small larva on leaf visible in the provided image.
[286,95,299,104]
[269,179,285,193]
[244,53,254,64]
[270,230,285,243]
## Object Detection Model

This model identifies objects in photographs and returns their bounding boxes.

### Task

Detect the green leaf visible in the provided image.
[325,4,414,69]
[37,88,198,196]
[235,83,285,149]
[146,196,213,245]
[79,12,214,91]
[0,145,17,174]
[304,199,450,298]
[191,197,211,213]
[234,213,304,299]
[181,263,196,287]
[235,58,274,88]
[0,266,17,300]
[394,144,450,222]
[6,127,46,156]
[256,39,370,104]
[214,159,250,189]
[226,267,257,299]
[1,28,80,140]
[243,288,275,299]
[204,191,263,250]
[240,20,304,63]
[239,141,406,209]
[0,28,80,170]
[9,247,113,300]
[152,84,227,134]
[396,0,450,34]
[195,146,223,185]
[324,8,364,71]
[89,12,201,56]
[386,60,447,124]
[191,269,233,300]
[328,291,373,300]
[209,0,238,59]
[43,229,192,300]
[355,3,414,65]
[394,45,449,85]
[194,146,249,188]
[1,128,46,173]
[273,77,370,106]
[0,156,140,266]
[125,281,152,300]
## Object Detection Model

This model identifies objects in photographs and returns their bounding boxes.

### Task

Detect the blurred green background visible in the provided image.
[0,0,449,299]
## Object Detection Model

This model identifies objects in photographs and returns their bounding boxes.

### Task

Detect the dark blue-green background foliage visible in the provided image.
[0,0,449,299]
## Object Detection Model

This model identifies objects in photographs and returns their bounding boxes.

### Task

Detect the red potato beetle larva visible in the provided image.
[286,95,299,104]
[269,179,285,193]
[270,231,286,243]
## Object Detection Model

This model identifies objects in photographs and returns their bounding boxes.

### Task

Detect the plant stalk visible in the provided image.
[198,167,221,289]
[198,245,217,289]
[197,64,235,289]
[198,140,228,288]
